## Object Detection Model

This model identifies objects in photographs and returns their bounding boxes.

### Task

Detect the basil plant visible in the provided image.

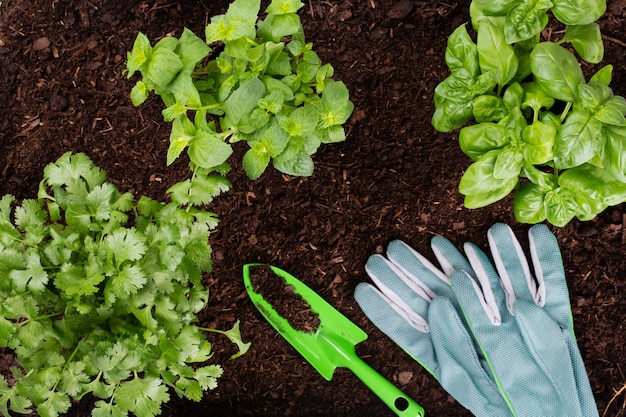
[432,0,626,227]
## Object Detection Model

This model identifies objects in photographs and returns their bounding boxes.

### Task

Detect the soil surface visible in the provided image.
[1,0,626,416]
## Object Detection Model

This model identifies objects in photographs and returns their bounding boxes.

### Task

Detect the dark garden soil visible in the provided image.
[1,0,626,416]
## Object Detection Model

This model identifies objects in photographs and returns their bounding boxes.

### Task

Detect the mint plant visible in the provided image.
[0,152,249,417]
[125,0,354,194]
[432,0,626,227]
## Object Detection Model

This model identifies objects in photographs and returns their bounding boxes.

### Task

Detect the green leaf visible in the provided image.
[459,149,519,207]
[474,0,521,15]
[175,28,211,74]
[603,125,626,182]
[561,23,604,64]
[0,375,33,415]
[43,152,105,189]
[472,95,507,123]
[477,19,518,88]
[521,81,554,115]
[243,142,272,180]
[105,228,147,268]
[494,144,524,179]
[459,122,507,160]
[551,0,606,25]
[514,182,547,224]
[258,13,303,42]
[318,81,354,128]
[194,365,223,390]
[445,24,479,77]
[554,110,604,168]
[504,0,550,43]
[188,130,233,169]
[130,80,150,106]
[589,64,612,85]
[205,0,261,43]
[10,251,48,293]
[37,391,71,417]
[273,144,314,176]
[560,164,626,206]
[116,377,170,417]
[222,77,267,130]
[530,42,585,103]
[126,32,152,78]
[543,187,580,226]
[167,115,196,165]
[144,47,184,87]
[522,120,556,164]
[266,0,304,14]
[281,104,319,137]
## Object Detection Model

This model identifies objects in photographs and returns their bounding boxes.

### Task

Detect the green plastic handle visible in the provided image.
[319,331,425,417]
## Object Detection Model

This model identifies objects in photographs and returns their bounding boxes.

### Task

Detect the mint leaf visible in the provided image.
[205,0,260,43]
[188,130,233,169]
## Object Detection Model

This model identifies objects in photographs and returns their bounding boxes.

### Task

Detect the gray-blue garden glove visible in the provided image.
[448,222,598,417]
[354,237,513,416]
[355,223,598,417]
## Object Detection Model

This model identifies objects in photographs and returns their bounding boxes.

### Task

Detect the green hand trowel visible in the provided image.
[243,263,425,417]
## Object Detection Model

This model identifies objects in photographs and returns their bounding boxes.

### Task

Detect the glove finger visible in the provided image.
[528,224,573,331]
[487,223,537,310]
[354,282,438,376]
[365,254,430,330]
[512,300,584,417]
[562,331,600,417]
[430,235,473,276]
[429,297,514,416]
[386,240,454,300]
[462,244,506,324]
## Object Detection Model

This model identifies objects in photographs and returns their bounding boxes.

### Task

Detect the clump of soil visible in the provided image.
[248,264,321,333]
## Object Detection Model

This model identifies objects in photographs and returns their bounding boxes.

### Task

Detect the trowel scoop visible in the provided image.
[243,263,425,417]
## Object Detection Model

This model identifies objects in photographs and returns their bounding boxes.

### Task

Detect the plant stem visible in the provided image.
[560,102,572,123]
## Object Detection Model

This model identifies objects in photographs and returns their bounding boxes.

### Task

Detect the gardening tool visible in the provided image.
[243,263,425,417]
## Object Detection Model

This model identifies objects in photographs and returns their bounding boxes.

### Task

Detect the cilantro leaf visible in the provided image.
[116,377,169,417]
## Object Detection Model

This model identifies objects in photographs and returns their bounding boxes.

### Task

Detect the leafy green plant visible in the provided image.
[0,152,249,417]
[432,0,626,226]
[125,0,354,198]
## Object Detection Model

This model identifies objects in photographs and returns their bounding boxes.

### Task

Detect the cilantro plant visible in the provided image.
[432,0,626,227]
[125,0,354,195]
[0,152,249,417]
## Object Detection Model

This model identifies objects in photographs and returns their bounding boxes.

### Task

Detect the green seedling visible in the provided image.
[0,152,248,417]
[432,0,626,227]
[126,0,354,203]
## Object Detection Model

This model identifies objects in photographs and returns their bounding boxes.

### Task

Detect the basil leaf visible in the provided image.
[459,122,507,160]
[561,23,604,64]
[602,125,626,182]
[504,0,550,43]
[514,182,547,224]
[459,149,519,206]
[530,42,585,103]
[551,0,606,25]
[543,187,579,227]
[477,19,519,88]
[523,120,556,164]
[445,24,479,77]
[554,110,604,168]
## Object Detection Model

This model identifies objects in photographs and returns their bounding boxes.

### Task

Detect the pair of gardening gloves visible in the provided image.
[354,223,598,416]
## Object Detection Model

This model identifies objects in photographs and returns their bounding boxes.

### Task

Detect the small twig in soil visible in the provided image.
[603,381,626,417]
[602,34,626,48]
